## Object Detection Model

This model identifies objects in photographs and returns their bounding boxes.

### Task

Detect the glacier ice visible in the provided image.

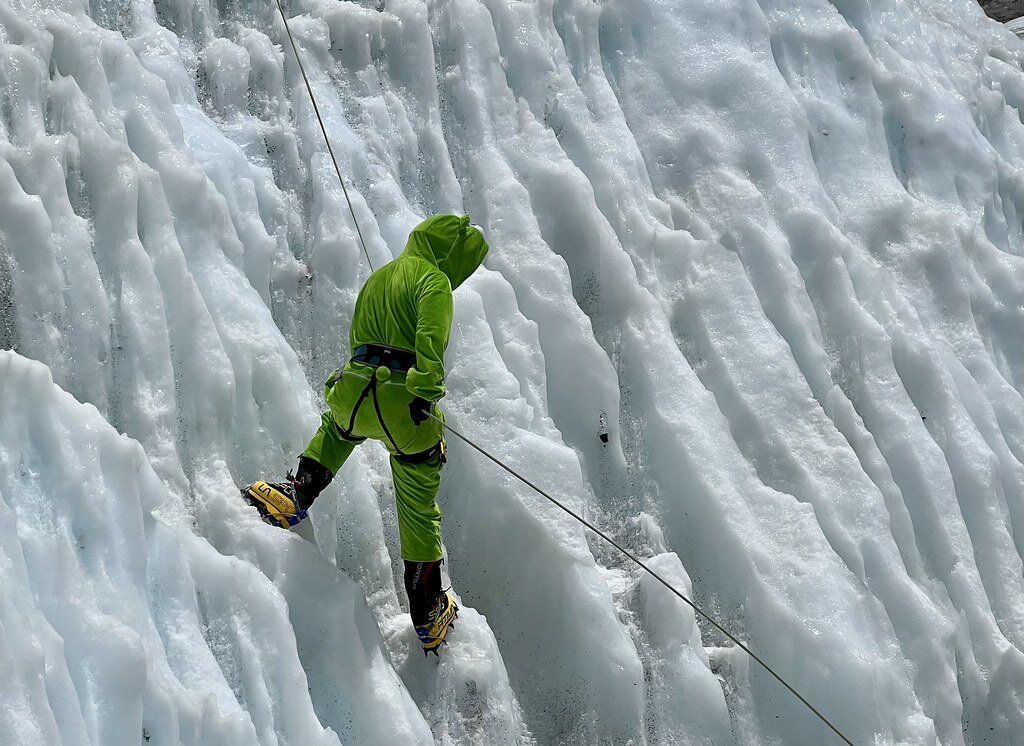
[2,0,1024,743]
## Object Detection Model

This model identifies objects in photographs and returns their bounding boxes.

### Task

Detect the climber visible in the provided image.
[242,213,489,654]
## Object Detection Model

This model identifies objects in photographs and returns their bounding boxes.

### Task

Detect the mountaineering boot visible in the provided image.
[416,592,459,655]
[242,457,334,528]
[241,480,307,528]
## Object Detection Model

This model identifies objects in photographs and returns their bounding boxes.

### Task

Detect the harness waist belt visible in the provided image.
[352,344,416,372]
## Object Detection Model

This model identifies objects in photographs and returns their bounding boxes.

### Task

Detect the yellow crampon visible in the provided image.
[242,481,307,528]
[416,592,458,655]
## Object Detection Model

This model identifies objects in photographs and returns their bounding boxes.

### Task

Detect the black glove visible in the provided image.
[291,456,334,510]
[409,397,432,426]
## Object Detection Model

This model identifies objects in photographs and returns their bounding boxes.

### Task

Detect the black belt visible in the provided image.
[351,344,415,372]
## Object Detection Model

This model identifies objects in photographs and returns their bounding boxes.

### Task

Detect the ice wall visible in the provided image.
[0,351,431,745]
[1,0,1023,743]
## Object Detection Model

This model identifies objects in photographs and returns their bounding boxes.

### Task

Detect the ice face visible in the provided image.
[2,0,1024,744]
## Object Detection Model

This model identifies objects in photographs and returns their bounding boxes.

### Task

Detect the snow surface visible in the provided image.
[1,0,1024,743]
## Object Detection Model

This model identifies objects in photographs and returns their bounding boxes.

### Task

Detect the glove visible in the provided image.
[290,456,334,510]
[409,397,432,426]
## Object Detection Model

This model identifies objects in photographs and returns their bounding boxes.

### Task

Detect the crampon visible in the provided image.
[416,592,459,656]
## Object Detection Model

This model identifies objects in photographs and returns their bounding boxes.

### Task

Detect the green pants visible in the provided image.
[303,365,446,563]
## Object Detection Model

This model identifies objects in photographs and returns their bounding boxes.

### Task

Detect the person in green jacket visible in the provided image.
[243,214,488,654]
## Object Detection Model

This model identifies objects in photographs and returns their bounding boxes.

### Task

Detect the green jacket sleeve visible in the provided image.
[405,269,453,402]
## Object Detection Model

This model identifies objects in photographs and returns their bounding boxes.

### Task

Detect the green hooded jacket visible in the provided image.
[350,213,488,401]
[320,214,488,456]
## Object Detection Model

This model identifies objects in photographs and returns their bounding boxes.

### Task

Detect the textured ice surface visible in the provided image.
[1,0,1024,743]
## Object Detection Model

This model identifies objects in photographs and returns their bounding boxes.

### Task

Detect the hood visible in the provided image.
[403,213,489,289]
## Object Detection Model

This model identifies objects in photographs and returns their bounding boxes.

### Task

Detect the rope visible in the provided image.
[272,3,854,742]
[436,416,855,746]
[273,0,374,271]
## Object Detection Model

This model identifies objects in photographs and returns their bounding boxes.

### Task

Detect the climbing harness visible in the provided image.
[332,358,445,464]
[271,1,855,742]
[352,343,416,371]
[332,367,406,456]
